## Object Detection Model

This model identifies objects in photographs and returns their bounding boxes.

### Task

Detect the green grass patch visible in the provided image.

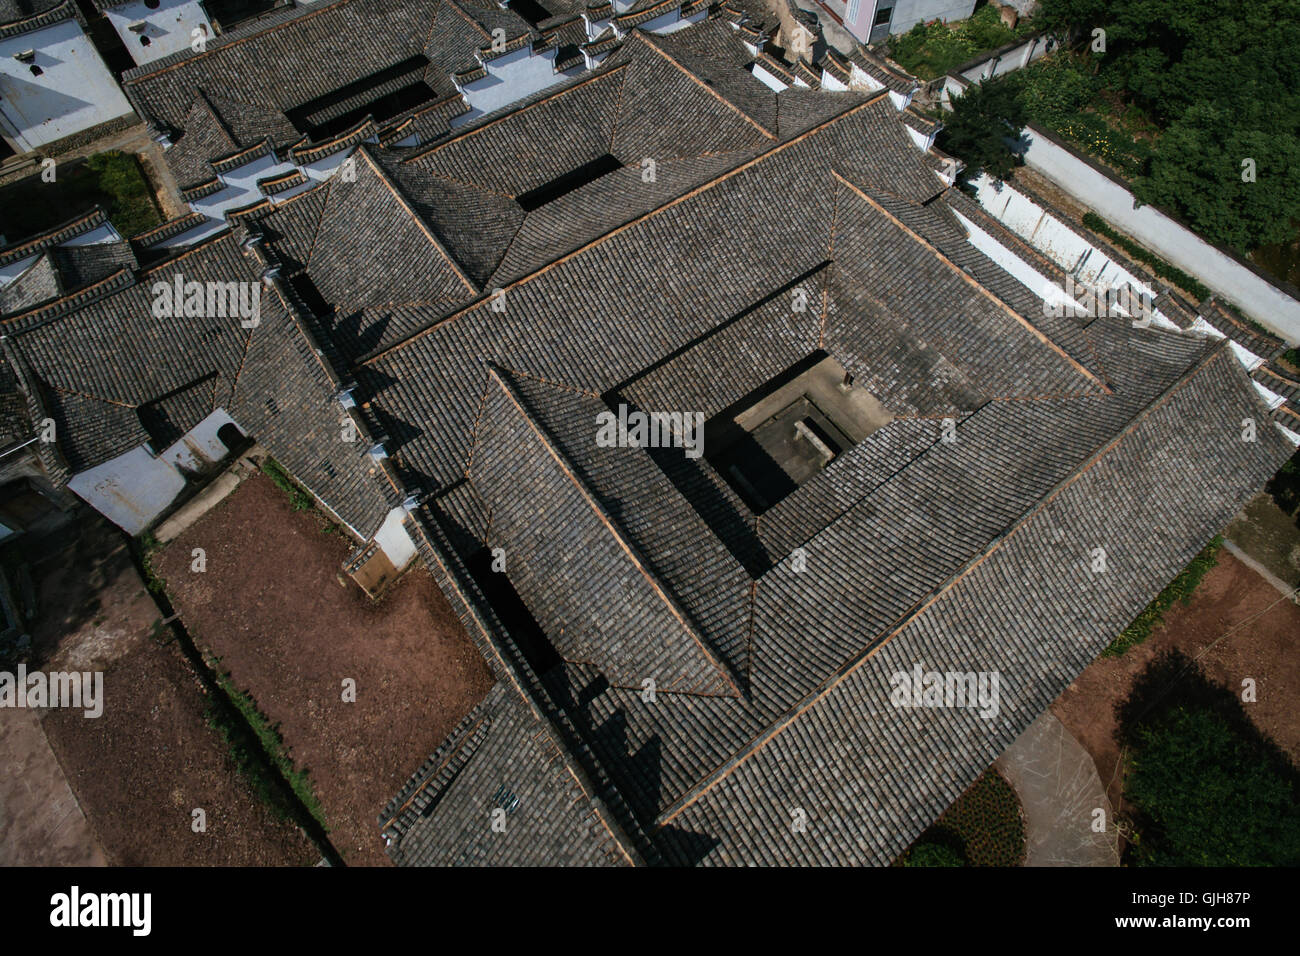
[0,151,162,240]
[898,769,1025,866]
[262,457,350,536]
[1081,212,1211,302]
[1103,536,1221,658]
[262,458,317,513]
[208,662,328,830]
[137,532,168,596]
[888,6,1035,81]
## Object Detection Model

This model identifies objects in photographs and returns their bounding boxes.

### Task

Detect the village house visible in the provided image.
[94,0,217,67]
[0,0,133,154]
[1,0,1297,865]
[810,0,979,46]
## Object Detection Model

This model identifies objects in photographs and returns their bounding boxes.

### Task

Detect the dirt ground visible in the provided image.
[42,637,318,866]
[1051,550,1300,819]
[18,510,316,866]
[155,472,494,866]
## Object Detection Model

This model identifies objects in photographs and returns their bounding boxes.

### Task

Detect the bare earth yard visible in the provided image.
[156,472,494,866]
[1052,551,1300,819]
[26,512,315,866]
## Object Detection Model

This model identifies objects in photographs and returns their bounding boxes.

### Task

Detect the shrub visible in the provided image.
[937,75,1027,185]
[1118,651,1300,866]
[905,842,966,866]
[899,769,1025,866]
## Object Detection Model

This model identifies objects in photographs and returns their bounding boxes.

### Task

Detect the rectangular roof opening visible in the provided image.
[515,154,622,212]
[507,0,553,26]
[704,354,892,513]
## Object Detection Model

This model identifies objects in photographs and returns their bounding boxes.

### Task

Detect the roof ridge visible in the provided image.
[404,59,631,163]
[0,267,134,332]
[483,364,744,698]
[637,29,777,140]
[353,144,478,294]
[0,207,108,266]
[833,170,1111,395]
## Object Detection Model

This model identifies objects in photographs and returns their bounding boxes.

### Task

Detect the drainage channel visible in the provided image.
[127,538,346,867]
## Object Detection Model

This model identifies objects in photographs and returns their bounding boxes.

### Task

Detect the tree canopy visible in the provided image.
[1033,0,1300,252]
[936,76,1027,187]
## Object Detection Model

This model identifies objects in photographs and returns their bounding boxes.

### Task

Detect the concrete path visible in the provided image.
[995,711,1119,866]
[1223,538,1300,603]
[0,708,106,866]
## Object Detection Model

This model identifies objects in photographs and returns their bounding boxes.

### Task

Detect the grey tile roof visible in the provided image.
[0,354,31,451]
[123,0,534,181]
[1199,296,1286,359]
[0,208,108,267]
[669,345,1288,865]
[8,15,1290,866]
[0,252,61,316]
[472,365,742,695]
[52,241,138,289]
[0,0,72,38]
[341,41,1293,864]
[378,680,636,866]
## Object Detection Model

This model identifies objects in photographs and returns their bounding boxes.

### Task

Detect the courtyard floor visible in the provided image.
[8,510,316,865]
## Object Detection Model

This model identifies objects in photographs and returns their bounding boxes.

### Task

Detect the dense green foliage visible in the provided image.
[0,151,161,240]
[1016,54,1154,176]
[936,75,1027,186]
[1103,536,1221,658]
[1080,212,1210,300]
[904,842,966,866]
[1030,0,1300,253]
[888,5,1034,81]
[1119,652,1300,866]
[899,769,1025,866]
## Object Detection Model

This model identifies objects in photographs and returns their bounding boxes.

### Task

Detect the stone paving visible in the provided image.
[995,711,1120,867]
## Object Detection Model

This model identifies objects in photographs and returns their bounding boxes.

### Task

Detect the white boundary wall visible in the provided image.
[1017,125,1300,343]
[939,33,1057,107]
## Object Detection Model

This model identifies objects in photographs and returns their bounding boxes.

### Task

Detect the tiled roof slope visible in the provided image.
[0,355,31,451]
[378,682,636,866]
[472,366,741,696]
[48,17,1280,864]
[52,241,138,289]
[0,214,138,318]
[0,0,72,37]
[671,345,1288,865]
[249,34,842,362]
[0,252,61,315]
[0,208,109,267]
[121,0,533,178]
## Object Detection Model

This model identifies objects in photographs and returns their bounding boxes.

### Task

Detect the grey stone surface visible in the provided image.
[995,711,1119,867]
